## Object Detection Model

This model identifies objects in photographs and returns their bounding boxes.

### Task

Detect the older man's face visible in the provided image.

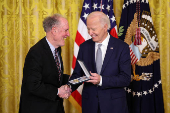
[87,17,108,43]
[53,18,70,48]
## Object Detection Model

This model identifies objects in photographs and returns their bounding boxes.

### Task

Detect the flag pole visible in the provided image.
[100,0,102,11]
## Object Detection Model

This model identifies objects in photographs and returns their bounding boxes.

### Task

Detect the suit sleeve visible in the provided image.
[62,74,70,85]
[69,45,85,92]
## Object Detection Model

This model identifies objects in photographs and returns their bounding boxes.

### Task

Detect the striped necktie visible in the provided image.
[55,48,61,81]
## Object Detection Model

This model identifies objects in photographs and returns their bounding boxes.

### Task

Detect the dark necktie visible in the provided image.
[96,44,102,74]
[55,48,61,81]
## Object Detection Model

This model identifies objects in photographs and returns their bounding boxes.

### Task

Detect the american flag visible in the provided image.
[69,0,117,112]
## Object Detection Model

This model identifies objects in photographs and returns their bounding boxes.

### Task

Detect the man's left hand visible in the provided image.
[86,72,101,85]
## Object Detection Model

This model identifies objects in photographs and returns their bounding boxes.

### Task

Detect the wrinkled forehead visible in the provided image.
[87,16,101,26]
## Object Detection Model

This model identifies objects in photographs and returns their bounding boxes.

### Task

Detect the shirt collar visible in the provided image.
[46,37,55,53]
[96,33,110,47]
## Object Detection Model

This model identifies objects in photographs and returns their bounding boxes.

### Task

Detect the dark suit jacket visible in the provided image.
[19,37,69,113]
[70,35,131,113]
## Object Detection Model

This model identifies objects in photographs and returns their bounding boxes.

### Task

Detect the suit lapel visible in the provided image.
[42,37,56,67]
[101,36,115,74]
[90,40,97,73]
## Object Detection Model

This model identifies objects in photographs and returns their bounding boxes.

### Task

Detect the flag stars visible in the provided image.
[123,0,129,9]
[137,92,142,97]
[83,13,89,20]
[127,88,131,93]
[99,4,105,10]
[125,79,162,97]
[107,15,110,19]
[110,16,116,23]
[143,91,148,95]
[154,83,158,88]
[141,0,149,4]
[130,0,133,4]
[146,0,149,3]
[123,4,126,9]
[124,87,127,91]
[92,3,98,10]
[133,91,136,96]
[126,1,129,6]
[83,3,90,10]
[153,87,155,92]
[106,5,111,11]
[149,89,153,94]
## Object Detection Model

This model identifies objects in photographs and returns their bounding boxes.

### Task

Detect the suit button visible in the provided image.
[96,95,98,98]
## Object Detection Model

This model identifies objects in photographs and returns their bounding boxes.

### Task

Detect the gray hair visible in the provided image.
[43,14,65,32]
[87,11,111,30]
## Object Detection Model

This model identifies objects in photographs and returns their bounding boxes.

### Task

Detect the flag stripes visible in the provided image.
[130,47,138,64]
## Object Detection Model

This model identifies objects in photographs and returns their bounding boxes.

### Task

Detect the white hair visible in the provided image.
[87,11,111,30]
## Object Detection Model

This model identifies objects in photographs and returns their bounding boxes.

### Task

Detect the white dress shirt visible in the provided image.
[95,33,110,86]
[46,37,61,67]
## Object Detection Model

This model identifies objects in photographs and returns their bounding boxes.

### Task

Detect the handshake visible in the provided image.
[58,85,72,99]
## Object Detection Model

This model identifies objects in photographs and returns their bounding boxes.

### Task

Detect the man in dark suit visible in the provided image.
[69,11,131,113]
[19,14,71,113]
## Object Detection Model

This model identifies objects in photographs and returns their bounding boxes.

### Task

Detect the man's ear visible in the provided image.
[51,26,57,34]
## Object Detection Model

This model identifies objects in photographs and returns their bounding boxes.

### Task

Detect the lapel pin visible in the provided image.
[110,47,113,49]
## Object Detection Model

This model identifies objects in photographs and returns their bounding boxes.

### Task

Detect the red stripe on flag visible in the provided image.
[129,47,138,64]
[75,31,85,46]
[71,90,82,106]
[72,56,77,69]
[134,58,138,63]
[130,52,133,56]
[131,54,135,60]
[130,48,132,52]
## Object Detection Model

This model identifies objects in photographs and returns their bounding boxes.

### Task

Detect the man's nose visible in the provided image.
[67,31,70,37]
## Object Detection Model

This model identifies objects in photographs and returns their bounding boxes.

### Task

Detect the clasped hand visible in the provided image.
[58,85,72,99]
